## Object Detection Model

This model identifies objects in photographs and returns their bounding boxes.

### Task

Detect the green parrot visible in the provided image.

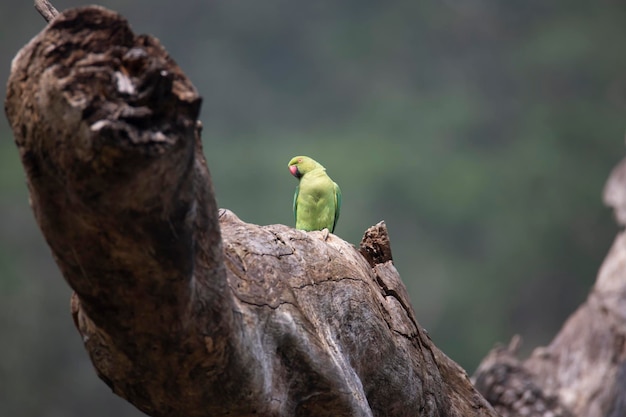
[288,156,342,233]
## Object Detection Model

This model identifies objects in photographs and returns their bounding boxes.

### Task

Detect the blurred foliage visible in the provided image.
[1,0,625,416]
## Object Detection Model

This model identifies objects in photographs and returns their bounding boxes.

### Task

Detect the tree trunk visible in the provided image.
[5,6,497,417]
[472,157,626,417]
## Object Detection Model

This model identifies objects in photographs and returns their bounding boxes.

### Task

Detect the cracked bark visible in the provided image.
[5,6,497,417]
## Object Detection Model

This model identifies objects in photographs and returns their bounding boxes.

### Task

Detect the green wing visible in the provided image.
[332,182,341,233]
[293,184,299,224]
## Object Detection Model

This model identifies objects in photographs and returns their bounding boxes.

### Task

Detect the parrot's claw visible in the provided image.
[321,228,330,241]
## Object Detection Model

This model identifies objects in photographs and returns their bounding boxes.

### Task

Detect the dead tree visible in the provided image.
[8,2,626,416]
[472,157,626,417]
[5,4,498,417]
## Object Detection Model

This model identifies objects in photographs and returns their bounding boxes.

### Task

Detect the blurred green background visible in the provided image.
[1,1,625,415]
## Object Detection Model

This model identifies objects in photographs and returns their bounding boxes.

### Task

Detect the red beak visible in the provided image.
[289,165,299,177]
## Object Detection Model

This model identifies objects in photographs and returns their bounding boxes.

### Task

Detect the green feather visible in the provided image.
[288,156,341,233]
[333,182,341,233]
[293,184,299,225]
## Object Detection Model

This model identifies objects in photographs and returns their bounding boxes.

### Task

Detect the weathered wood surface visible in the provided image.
[5,6,497,417]
[473,158,626,417]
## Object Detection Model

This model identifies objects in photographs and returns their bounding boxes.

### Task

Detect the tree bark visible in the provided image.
[472,159,626,417]
[5,6,497,417]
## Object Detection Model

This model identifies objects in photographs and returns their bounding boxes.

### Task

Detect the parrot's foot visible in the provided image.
[321,228,330,241]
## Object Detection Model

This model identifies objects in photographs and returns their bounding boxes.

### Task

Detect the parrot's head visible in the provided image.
[288,156,324,179]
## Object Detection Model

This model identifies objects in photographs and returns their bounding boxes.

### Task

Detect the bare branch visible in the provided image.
[34,0,59,22]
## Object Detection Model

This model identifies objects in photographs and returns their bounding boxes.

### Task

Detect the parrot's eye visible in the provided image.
[298,158,303,163]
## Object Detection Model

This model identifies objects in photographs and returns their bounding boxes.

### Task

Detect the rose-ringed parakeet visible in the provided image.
[288,156,342,233]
